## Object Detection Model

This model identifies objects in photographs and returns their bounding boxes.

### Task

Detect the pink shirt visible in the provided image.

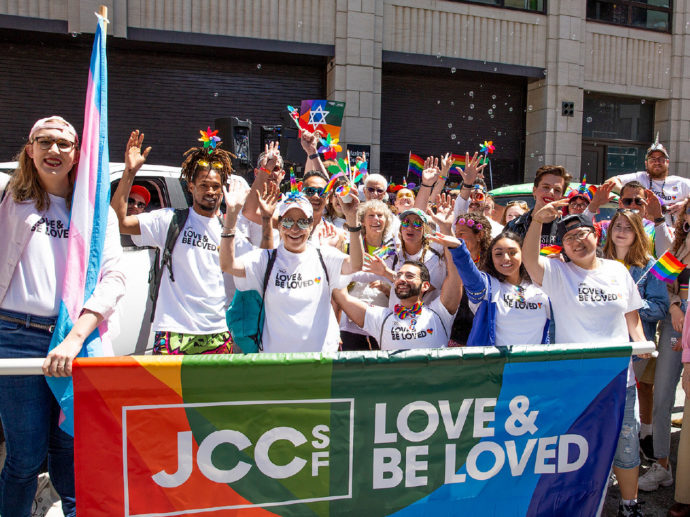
[682,305,690,363]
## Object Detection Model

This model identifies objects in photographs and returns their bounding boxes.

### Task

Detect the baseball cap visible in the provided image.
[129,185,151,206]
[29,116,79,143]
[557,214,595,242]
[399,208,428,225]
[646,132,669,159]
[278,195,313,219]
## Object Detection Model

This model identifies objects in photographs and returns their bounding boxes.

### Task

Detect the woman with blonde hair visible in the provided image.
[0,116,125,516]
[500,200,529,225]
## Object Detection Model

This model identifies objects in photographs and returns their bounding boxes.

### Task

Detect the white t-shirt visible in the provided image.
[1,194,70,316]
[363,297,454,350]
[132,208,227,334]
[387,243,447,307]
[615,171,690,224]
[541,258,643,385]
[469,278,550,346]
[235,243,346,353]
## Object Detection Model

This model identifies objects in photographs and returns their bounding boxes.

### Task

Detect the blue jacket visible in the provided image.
[449,243,550,347]
[629,259,670,341]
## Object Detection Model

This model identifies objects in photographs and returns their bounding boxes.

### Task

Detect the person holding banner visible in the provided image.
[523,206,647,517]
[0,116,125,517]
[638,198,690,493]
[220,182,364,353]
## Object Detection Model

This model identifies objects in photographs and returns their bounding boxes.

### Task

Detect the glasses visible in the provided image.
[280,217,311,230]
[303,186,326,198]
[400,218,423,229]
[367,187,385,195]
[127,198,146,209]
[196,159,224,170]
[570,202,589,209]
[394,271,420,281]
[647,157,667,164]
[562,229,593,245]
[470,189,486,201]
[621,197,645,207]
[33,137,75,152]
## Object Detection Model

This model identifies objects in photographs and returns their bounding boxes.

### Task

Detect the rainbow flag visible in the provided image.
[540,245,562,256]
[299,99,345,140]
[408,152,424,176]
[46,13,111,436]
[450,154,466,174]
[649,251,686,283]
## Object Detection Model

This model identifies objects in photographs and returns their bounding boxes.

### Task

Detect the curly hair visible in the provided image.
[180,146,235,185]
[358,199,393,240]
[454,212,493,259]
[481,231,530,283]
[672,197,690,256]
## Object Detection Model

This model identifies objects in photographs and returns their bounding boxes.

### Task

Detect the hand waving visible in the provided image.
[124,130,152,175]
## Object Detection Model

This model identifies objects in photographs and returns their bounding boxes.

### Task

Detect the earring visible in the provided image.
[684,222,690,233]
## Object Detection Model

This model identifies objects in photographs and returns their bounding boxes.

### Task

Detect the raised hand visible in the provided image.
[533,199,569,224]
[460,152,487,185]
[300,129,320,155]
[257,181,281,219]
[427,193,454,233]
[223,178,248,223]
[317,220,341,249]
[427,231,462,249]
[124,130,152,175]
[588,181,614,214]
[644,189,662,220]
[262,141,281,171]
[336,192,360,224]
[440,152,453,178]
[421,156,440,185]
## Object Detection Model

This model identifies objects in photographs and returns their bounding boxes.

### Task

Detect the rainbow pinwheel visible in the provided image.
[353,159,368,183]
[199,127,221,154]
[318,133,342,160]
[479,140,495,155]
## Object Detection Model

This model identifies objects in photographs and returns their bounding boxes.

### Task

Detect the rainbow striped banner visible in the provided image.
[408,152,424,177]
[46,13,111,436]
[649,251,686,283]
[540,245,562,256]
[450,153,466,174]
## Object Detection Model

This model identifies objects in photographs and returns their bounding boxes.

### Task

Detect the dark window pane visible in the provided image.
[504,0,544,9]
[583,95,654,142]
[586,0,670,32]
[606,146,647,179]
[632,7,670,30]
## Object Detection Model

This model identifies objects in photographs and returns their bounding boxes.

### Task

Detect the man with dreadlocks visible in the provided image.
[112,129,248,355]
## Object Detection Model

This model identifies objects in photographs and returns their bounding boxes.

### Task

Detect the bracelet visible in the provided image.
[462,183,473,189]
[421,183,435,188]
[440,176,448,181]
[308,153,319,160]
[221,230,236,238]
[654,216,666,225]
[259,167,270,174]
[344,223,362,232]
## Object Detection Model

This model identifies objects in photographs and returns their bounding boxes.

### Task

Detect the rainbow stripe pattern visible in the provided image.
[451,154,466,174]
[650,251,686,284]
[47,13,111,436]
[408,152,424,176]
[539,245,562,256]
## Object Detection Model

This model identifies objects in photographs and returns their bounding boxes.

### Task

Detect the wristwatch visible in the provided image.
[308,153,319,160]
[344,223,362,232]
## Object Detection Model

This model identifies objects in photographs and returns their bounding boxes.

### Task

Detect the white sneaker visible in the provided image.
[638,461,673,491]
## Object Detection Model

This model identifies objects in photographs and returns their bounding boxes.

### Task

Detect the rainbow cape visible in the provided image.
[649,251,686,283]
[47,13,111,436]
[408,152,424,176]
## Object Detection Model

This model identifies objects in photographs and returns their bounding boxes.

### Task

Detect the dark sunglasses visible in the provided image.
[127,198,146,209]
[620,197,645,207]
[280,217,311,230]
[303,186,326,198]
[367,187,385,195]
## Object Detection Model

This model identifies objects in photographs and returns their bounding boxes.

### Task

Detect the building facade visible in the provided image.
[0,0,687,186]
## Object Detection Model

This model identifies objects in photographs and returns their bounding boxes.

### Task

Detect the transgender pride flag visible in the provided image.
[47,13,110,436]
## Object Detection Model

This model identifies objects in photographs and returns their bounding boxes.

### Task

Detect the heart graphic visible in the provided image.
[427,328,434,334]
[315,277,322,283]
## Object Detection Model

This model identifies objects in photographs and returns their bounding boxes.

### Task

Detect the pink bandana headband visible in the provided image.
[29,116,78,144]
[455,217,483,231]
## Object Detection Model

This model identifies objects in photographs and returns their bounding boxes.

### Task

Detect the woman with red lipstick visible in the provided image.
[0,116,125,516]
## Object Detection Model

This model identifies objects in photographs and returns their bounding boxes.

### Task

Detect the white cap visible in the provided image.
[29,116,78,143]
[278,195,313,219]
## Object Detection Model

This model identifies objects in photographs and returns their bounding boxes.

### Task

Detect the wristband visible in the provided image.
[421,183,435,188]
[654,216,666,225]
[344,223,362,232]
[440,176,448,181]
[462,183,473,189]
[259,167,270,174]
[308,153,319,160]
[221,232,236,238]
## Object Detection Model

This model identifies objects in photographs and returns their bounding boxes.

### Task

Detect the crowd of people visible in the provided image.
[0,115,689,516]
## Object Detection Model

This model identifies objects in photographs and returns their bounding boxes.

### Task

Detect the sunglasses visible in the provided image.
[196,159,224,170]
[400,218,423,229]
[127,198,146,209]
[34,137,75,152]
[280,217,311,230]
[303,186,326,198]
[470,187,486,201]
[367,187,385,195]
[621,197,645,207]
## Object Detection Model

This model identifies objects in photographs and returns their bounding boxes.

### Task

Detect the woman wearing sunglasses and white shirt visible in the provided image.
[523,203,647,517]
[220,183,364,353]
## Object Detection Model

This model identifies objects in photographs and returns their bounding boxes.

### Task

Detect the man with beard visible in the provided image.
[609,135,690,225]
[112,129,242,355]
[332,244,462,350]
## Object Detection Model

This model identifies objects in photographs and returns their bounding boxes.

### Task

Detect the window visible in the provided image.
[587,0,672,32]
[454,0,545,13]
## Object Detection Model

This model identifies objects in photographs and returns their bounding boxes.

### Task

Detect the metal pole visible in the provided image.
[0,341,657,375]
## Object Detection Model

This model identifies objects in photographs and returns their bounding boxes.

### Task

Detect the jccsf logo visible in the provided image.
[123,399,354,515]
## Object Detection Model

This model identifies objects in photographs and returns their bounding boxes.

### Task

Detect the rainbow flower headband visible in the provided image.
[455,217,483,231]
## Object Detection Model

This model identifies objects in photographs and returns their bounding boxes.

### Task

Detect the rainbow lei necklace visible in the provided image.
[394,302,423,320]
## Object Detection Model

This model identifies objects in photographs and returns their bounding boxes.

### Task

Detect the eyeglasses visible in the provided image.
[470,189,486,201]
[570,202,589,209]
[647,157,667,164]
[280,217,311,230]
[127,198,146,209]
[303,186,326,198]
[562,229,593,245]
[400,218,423,229]
[621,197,645,207]
[196,159,224,170]
[367,187,385,195]
[33,137,75,152]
